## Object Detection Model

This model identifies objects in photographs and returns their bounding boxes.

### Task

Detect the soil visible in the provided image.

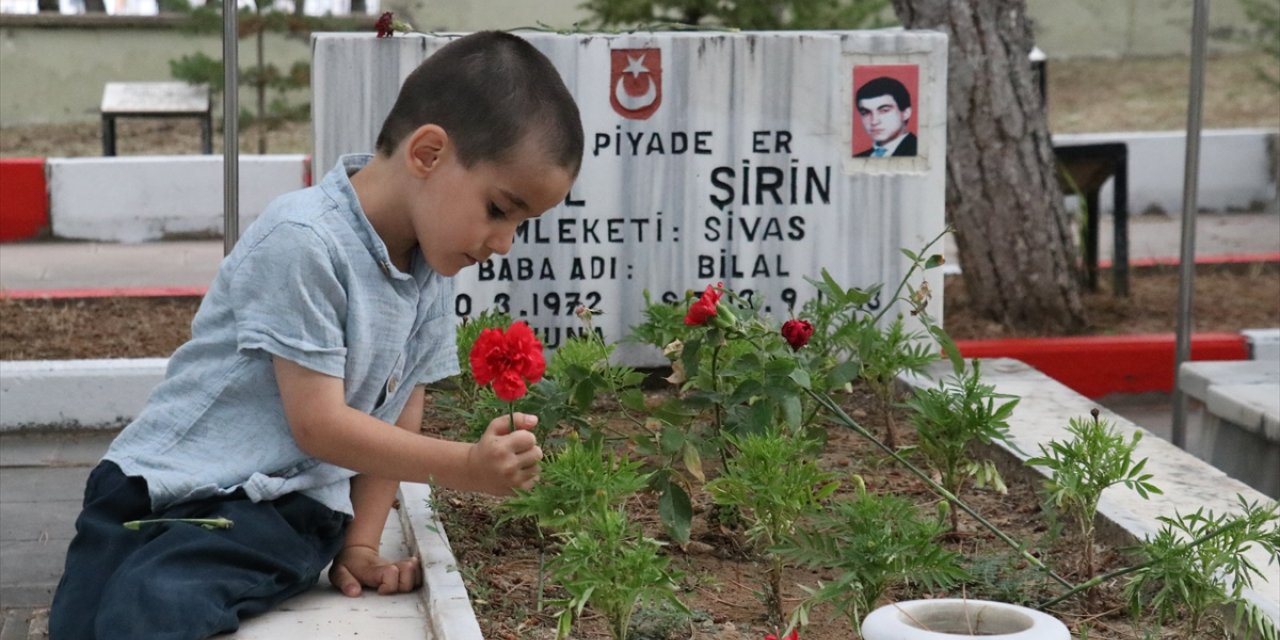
[415,388,1179,640]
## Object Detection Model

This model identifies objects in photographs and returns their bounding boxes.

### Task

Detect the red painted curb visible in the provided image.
[0,286,207,300]
[957,333,1250,398]
[0,157,49,242]
[1100,252,1280,268]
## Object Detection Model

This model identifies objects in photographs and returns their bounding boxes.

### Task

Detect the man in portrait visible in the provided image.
[854,76,917,158]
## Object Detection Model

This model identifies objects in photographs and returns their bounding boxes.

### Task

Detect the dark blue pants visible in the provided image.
[49,461,349,640]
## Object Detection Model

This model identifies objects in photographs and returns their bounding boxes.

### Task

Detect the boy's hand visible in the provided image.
[469,412,542,496]
[329,545,422,597]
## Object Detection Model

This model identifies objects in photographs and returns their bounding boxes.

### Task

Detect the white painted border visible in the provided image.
[398,482,485,640]
[47,155,308,243]
[0,358,167,429]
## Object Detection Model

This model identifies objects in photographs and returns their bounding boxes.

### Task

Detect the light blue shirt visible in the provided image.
[106,154,459,516]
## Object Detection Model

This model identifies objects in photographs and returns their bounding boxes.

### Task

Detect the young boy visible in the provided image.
[50,31,583,639]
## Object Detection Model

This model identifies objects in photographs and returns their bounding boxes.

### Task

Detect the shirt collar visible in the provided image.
[320,153,416,282]
[874,132,908,156]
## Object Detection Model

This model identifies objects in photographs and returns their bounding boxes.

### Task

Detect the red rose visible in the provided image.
[375,11,395,37]
[469,321,546,402]
[683,284,722,326]
[781,319,814,350]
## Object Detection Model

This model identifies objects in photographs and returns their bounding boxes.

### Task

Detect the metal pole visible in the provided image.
[222,0,240,256]
[1171,0,1209,449]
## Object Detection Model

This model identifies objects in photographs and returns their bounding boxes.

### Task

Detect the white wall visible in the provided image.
[1054,129,1280,216]
[49,154,307,242]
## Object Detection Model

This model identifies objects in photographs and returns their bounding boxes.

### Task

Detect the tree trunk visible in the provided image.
[891,0,1087,333]
[83,0,106,12]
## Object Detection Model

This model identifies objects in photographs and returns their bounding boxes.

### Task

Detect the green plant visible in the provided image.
[1123,497,1280,639]
[166,0,368,152]
[1027,408,1161,579]
[904,359,1017,533]
[776,483,966,631]
[705,425,839,624]
[549,508,688,640]
[1239,0,1280,88]
[502,435,650,533]
[850,314,937,449]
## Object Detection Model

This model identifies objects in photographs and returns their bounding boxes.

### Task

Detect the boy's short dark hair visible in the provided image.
[375,31,584,176]
[856,76,911,111]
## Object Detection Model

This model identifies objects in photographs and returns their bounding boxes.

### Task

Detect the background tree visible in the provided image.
[582,0,1087,333]
[166,0,366,153]
[890,0,1086,332]
[579,0,888,31]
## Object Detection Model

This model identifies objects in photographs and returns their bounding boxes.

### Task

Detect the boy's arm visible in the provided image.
[272,356,542,496]
[329,385,426,597]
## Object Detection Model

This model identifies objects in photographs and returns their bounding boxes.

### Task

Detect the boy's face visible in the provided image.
[410,139,574,277]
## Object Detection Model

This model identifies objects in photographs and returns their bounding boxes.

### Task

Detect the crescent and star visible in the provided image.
[614,53,657,112]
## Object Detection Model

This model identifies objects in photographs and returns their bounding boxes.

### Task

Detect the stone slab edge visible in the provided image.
[398,482,484,640]
[0,358,167,431]
[906,358,1279,631]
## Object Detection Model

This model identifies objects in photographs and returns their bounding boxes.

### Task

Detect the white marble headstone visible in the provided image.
[312,30,947,364]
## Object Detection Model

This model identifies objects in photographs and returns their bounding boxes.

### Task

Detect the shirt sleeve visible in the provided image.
[229,221,348,378]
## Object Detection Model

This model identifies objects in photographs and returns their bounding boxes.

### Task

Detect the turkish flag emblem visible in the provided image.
[610,48,662,120]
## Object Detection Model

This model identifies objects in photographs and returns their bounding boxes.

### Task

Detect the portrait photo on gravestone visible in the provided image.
[852,63,920,159]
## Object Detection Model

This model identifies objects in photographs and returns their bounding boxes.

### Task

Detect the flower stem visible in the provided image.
[1036,519,1247,610]
[870,227,950,326]
[122,517,234,531]
[805,388,1075,591]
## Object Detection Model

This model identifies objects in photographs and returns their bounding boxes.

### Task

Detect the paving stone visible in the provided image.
[27,609,47,640]
[0,501,81,543]
[0,609,32,640]
[0,469,91,504]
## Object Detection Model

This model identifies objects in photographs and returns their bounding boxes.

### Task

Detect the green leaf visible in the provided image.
[924,254,945,269]
[788,368,811,389]
[929,324,964,375]
[682,442,705,483]
[825,360,861,388]
[782,395,802,430]
[659,427,685,456]
[619,388,647,412]
[658,483,692,544]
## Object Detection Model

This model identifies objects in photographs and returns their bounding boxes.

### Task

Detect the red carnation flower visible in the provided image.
[781,319,814,351]
[375,11,394,37]
[683,283,723,326]
[469,321,546,402]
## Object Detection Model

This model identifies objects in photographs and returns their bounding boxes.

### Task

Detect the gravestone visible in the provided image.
[312,31,947,364]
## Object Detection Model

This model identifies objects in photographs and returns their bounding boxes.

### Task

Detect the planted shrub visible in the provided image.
[1027,408,1162,579]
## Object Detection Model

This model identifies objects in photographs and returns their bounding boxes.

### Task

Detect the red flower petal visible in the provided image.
[468,322,545,401]
[492,369,527,402]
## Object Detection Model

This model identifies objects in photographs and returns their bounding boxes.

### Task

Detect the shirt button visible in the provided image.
[388,376,398,394]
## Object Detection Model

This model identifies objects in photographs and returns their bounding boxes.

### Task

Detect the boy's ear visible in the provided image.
[404,124,449,177]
